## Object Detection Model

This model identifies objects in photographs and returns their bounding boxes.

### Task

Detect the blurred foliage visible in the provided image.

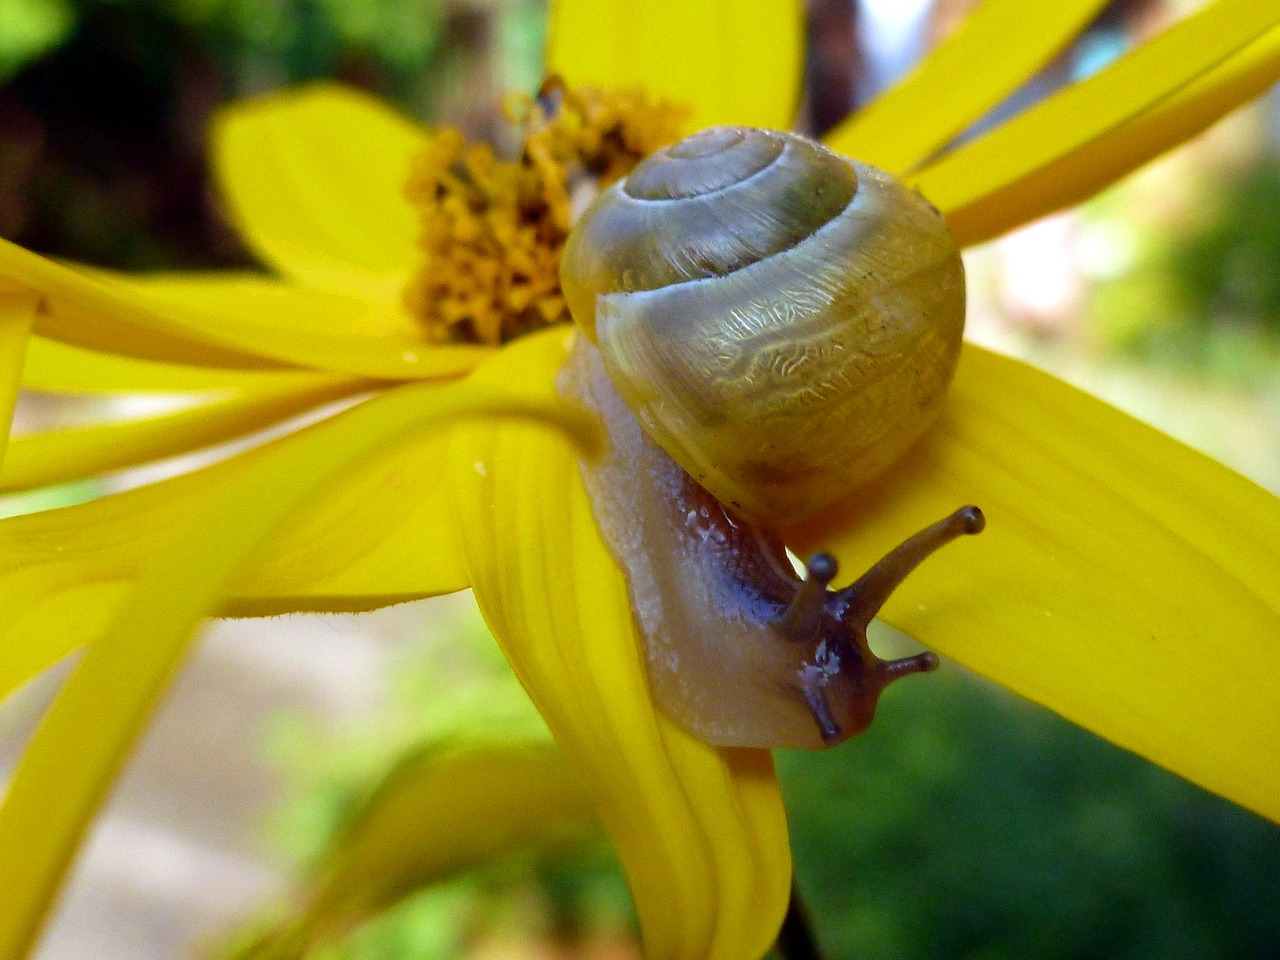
[0,0,546,270]
[0,0,449,86]
[0,0,72,79]
[1170,161,1280,336]
[1089,154,1280,385]
[263,622,545,863]
[249,612,634,960]
[779,627,1280,960]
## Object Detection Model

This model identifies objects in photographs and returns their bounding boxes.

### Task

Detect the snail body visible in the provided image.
[562,340,980,749]
[561,126,966,530]
[559,126,979,749]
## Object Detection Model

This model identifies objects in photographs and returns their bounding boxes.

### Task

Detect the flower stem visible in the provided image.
[776,879,825,960]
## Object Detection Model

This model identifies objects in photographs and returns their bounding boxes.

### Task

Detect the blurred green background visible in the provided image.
[258,617,1280,960]
[2,1,1280,959]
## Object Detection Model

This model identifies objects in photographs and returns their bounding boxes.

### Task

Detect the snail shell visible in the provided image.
[560,125,965,530]
[558,126,978,749]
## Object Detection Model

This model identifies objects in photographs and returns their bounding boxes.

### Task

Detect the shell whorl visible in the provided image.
[560,126,966,530]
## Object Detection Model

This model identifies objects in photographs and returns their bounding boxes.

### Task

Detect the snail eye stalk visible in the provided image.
[775,552,838,642]
[837,505,986,620]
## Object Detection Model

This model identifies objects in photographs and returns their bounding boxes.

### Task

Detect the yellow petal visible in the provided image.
[21,334,354,393]
[1,240,269,368]
[448,329,790,960]
[0,289,35,466]
[791,345,1280,824]
[947,24,1280,246]
[0,243,490,378]
[261,740,595,959]
[825,0,1109,172]
[211,83,425,296]
[914,0,1280,245]
[106,273,489,378]
[546,0,803,132]
[0,421,470,705]
[0,376,368,494]
[0,374,597,960]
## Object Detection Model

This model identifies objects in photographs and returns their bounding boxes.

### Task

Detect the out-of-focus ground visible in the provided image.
[0,604,435,960]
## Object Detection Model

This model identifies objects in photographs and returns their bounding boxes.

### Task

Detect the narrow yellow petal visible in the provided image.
[21,335,355,393]
[546,0,803,132]
[0,375,596,960]
[0,376,368,493]
[825,0,1108,172]
[0,243,489,378]
[791,345,1280,824]
[914,0,1280,245]
[1066,24,1280,219]
[1,240,274,368]
[105,273,489,378]
[0,289,35,466]
[0,425,470,706]
[944,24,1280,246]
[211,84,425,295]
[449,329,790,960]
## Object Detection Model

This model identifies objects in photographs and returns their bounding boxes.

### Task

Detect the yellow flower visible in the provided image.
[2,1,1280,958]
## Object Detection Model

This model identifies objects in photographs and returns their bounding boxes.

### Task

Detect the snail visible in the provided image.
[558,126,983,750]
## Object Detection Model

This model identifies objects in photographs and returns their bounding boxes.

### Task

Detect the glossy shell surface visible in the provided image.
[560,126,965,529]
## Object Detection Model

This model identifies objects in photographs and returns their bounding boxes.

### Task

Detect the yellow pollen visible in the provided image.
[403,81,687,345]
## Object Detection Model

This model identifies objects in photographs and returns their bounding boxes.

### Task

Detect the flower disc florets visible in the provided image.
[403,82,686,345]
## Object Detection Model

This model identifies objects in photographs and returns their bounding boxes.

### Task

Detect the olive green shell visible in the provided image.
[560,126,965,529]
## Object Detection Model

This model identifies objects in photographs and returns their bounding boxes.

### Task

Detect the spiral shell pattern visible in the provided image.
[560,126,965,529]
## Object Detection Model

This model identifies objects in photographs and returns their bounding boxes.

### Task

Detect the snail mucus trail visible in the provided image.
[558,126,983,750]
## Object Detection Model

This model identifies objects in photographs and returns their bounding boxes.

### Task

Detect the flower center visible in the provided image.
[403,80,687,345]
